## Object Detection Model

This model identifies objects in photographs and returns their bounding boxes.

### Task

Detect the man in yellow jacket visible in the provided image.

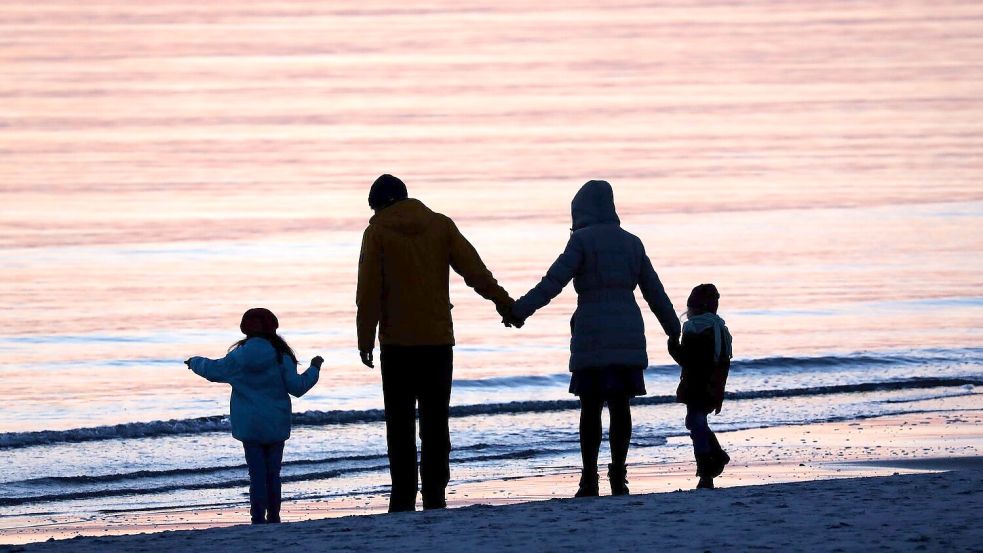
[356,174,516,512]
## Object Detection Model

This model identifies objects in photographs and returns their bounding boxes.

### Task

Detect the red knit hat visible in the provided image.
[240,308,279,336]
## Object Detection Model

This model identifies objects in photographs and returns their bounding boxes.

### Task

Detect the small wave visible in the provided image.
[10,442,501,488]
[727,348,982,371]
[1,376,979,450]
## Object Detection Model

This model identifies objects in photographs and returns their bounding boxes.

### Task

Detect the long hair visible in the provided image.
[229,333,298,365]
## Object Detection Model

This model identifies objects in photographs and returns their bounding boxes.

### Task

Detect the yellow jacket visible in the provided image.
[356,199,512,352]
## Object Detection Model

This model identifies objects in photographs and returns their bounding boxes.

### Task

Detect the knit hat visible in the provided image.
[240,308,279,336]
[368,174,408,210]
[686,284,720,315]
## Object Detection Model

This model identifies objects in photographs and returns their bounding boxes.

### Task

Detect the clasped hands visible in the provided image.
[497,299,525,329]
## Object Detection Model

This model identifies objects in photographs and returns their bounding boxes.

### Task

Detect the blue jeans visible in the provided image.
[685,405,712,455]
[243,441,285,524]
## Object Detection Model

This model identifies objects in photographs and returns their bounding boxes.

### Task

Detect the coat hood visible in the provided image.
[239,337,281,373]
[571,180,621,230]
[369,198,436,236]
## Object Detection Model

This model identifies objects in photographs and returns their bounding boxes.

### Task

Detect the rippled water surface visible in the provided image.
[1,0,982,521]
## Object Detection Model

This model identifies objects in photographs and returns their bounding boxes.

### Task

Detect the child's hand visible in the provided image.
[667,335,680,351]
[184,358,193,369]
[311,356,324,369]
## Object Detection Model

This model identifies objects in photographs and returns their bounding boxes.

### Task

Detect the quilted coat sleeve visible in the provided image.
[512,234,584,321]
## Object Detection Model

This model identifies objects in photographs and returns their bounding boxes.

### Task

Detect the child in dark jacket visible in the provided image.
[186,308,322,524]
[668,284,732,489]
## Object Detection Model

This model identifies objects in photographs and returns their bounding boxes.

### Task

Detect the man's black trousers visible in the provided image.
[380,344,453,511]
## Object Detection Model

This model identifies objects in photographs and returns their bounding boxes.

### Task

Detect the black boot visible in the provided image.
[422,492,447,510]
[607,464,630,496]
[697,476,715,489]
[575,471,599,498]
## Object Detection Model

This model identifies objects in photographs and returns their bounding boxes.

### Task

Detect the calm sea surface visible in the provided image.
[1,0,982,522]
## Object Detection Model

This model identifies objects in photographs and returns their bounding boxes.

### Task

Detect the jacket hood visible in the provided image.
[571,180,621,230]
[239,337,281,373]
[369,198,436,236]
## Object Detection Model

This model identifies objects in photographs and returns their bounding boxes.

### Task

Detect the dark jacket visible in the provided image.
[512,181,680,371]
[669,314,732,412]
[356,198,512,352]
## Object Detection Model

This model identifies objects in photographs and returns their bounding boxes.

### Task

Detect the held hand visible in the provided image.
[714,407,722,415]
[667,334,680,351]
[496,300,516,328]
[311,356,324,369]
[359,350,374,368]
[506,311,525,329]
[496,301,525,329]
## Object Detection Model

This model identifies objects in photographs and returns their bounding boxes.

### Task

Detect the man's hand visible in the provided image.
[496,299,524,328]
[311,355,324,369]
[359,350,374,368]
[496,300,515,327]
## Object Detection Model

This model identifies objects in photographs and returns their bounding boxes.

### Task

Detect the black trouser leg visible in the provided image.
[579,395,604,475]
[418,347,453,508]
[381,347,420,512]
[607,395,632,470]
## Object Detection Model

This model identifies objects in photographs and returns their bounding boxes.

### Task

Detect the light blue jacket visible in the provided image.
[189,337,320,444]
[513,180,681,371]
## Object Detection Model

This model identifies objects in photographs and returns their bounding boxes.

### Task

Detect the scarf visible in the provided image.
[682,312,733,363]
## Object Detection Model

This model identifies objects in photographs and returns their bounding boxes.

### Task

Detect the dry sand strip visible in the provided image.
[6,463,982,553]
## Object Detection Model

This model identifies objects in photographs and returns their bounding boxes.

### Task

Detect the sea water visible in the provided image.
[1,0,982,522]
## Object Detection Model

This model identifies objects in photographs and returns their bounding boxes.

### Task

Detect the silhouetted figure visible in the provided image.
[511,180,680,497]
[186,308,322,523]
[356,174,516,512]
[668,284,732,489]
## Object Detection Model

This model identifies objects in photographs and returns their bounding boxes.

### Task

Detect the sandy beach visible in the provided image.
[5,462,981,553]
[4,402,981,551]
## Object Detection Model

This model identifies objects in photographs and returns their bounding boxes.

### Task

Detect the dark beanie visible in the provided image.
[368,174,408,210]
[687,284,720,314]
[240,307,279,336]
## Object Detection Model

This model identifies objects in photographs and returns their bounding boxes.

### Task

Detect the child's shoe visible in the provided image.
[607,463,630,496]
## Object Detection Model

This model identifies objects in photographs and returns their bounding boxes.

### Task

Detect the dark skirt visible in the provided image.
[569,366,647,398]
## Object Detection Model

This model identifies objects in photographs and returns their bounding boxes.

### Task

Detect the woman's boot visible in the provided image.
[575,471,599,497]
[608,463,630,496]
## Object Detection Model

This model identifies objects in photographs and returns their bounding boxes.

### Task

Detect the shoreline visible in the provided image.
[2,405,980,547]
[5,463,982,552]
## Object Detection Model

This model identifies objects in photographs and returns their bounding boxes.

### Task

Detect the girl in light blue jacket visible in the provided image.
[187,307,321,524]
